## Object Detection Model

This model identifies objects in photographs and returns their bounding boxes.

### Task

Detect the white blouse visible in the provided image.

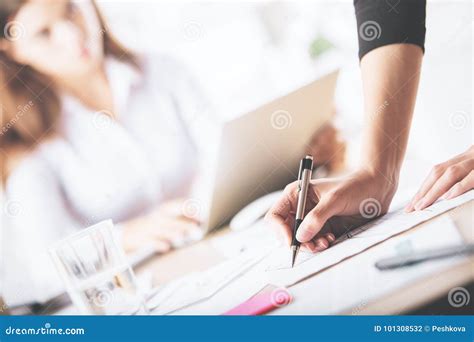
[1,55,214,306]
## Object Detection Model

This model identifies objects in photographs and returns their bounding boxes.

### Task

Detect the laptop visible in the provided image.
[202,69,339,231]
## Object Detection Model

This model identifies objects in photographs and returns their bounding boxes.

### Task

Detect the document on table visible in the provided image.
[259,189,473,287]
[271,215,467,315]
[210,219,280,258]
[147,247,272,315]
[342,215,468,312]
[147,189,472,314]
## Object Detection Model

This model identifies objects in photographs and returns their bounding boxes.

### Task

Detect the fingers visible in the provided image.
[151,220,203,247]
[279,215,295,245]
[405,163,447,212]
[406,150,474,212]
[296,196,340,243]
[301,233,336,253]
[155,199,201,224]
[176,221,204,245]
[154,240,172,253]
[443,170,474,200]
[123,232,171,254]
[406,159,474,211]
[265,182,298,244]
[412,161,471,210]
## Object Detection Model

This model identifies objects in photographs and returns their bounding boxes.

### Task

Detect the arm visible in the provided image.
[360,44,423,191]
[356,0,425,185]
[265,0,426,251]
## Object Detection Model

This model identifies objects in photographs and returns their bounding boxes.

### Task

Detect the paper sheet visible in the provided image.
[259,189,473,287]
[210,219,280,258]
[175,214,468,315]
[270,215,467,315]
[147,247,272,314]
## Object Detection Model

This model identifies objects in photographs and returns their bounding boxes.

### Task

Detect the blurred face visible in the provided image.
[2,0,104,79]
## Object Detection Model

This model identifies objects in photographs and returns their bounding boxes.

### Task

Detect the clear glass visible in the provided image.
[50,220,148,315]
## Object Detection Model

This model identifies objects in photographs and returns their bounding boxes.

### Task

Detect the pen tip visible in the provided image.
[291,246,298,268]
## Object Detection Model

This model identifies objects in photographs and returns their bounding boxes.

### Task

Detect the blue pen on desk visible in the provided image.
[291,155,313,267]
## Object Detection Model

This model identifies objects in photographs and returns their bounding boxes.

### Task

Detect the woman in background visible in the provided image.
[0,0,209,306]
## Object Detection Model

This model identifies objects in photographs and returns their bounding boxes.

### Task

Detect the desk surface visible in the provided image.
[347,200,474,315]
[137,200,473,315]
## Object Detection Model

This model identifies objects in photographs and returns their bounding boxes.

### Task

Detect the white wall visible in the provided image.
[409,0,473,163]
[99,0,473,166]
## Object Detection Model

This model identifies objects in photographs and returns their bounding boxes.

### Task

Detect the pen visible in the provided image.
[291,155,313,267]
[375,243,474,270]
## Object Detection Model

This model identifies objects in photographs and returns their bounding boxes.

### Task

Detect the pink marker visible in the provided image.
[223,287,293,315]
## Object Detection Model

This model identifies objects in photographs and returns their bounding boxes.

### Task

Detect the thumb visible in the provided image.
[296,196,340,243]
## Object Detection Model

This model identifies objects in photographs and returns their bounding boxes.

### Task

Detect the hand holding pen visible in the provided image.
[290,155,314,267]
[265,163,394,264]
[265,155,337,263]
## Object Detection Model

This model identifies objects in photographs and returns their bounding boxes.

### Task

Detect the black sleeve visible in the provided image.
[354,0,426,60]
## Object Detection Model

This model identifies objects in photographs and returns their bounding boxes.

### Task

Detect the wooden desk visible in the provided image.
[137,200,473,315]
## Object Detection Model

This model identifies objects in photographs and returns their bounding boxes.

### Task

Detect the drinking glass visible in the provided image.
[50,220,148,315]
